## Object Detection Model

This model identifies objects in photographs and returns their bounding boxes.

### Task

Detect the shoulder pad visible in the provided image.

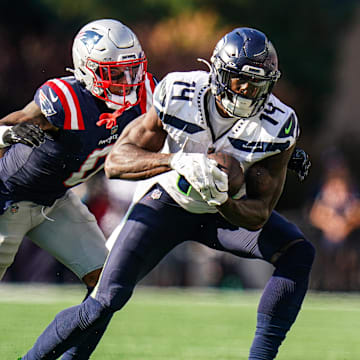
[34,78,85,130]
[278,113,299,139]
[261,95,299,149]
[153,71,209,116]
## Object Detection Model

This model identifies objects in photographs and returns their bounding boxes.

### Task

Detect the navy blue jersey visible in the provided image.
[0,74,156,212]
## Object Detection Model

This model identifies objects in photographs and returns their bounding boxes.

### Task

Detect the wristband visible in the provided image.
[0,125,12,148]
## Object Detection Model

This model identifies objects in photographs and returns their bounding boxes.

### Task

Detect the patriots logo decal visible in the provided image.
[78,30,103,54]
[39,89,57,117]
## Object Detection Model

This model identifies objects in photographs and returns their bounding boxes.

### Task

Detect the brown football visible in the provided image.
[207,152,244,197]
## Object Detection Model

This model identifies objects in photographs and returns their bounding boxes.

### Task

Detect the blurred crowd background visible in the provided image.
[3,0,360,291]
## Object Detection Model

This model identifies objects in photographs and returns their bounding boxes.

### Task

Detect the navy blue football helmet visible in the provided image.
[210,27,281,118]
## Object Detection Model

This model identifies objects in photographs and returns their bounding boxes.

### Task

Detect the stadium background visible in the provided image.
[2,0,360,291]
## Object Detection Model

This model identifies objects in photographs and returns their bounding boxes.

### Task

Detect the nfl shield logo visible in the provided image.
[10,204,19,214]
[150,189,162,200]
[111,125,118,135]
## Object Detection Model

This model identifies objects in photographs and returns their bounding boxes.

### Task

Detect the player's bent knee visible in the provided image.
[55,297,112,335]
[108,285,134,312]
[95,284,134,313]
[82,268,103,287]
[83,297,112,319]
[273,239,315,281]
[292,239,316,266]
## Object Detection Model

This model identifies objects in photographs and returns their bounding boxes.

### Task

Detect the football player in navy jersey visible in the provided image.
[21,28,314,360]
[0,18,155,360]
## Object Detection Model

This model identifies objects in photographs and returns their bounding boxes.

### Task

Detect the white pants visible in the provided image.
[0,190,108,280]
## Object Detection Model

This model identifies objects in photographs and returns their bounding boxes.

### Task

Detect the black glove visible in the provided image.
[2,123,45,147]
[287,147,311,182]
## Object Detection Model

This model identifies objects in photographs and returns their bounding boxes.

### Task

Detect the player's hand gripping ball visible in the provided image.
[207,152,244,197]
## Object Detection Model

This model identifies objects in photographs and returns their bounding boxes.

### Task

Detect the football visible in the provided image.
[207,151,244,197]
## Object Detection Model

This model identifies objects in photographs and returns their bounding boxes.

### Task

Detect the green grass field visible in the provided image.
[1,284,359,360]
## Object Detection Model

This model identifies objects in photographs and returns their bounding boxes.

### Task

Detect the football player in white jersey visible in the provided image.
[21,28,314,360]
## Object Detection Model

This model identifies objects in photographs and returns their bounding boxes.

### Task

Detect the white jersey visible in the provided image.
[135,70,299,214]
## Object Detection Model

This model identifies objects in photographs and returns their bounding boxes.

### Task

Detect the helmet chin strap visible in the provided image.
[97,102,132,129]
[96,90,137,129]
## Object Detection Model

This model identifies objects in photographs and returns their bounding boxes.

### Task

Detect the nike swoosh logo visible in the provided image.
[49,89,58,103]
[285,119,293,135]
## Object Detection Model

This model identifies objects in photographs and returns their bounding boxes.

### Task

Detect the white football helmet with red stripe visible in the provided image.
[72,19,147,110]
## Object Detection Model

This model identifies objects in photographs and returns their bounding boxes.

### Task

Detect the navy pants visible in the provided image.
[94,185,305,310]
[23,184,314,360]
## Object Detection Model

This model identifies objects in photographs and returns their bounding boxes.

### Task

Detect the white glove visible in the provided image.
[170,152,215,193]
[169,152,229,206]
[206,165,229,206]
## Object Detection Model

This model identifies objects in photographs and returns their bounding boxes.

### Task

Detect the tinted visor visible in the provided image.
[100,64,142,84]
[97,58,146,86]
[221,70,271,101]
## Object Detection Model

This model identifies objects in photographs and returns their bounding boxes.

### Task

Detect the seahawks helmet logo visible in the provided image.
[78,30,103,54]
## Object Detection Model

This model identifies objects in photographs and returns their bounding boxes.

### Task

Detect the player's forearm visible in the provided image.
[216,197,271,231]
[0,106,56,132]
[0,101,41,126]
[105,143,172,180]
[221,152,288,230]
[0,110,28,126]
